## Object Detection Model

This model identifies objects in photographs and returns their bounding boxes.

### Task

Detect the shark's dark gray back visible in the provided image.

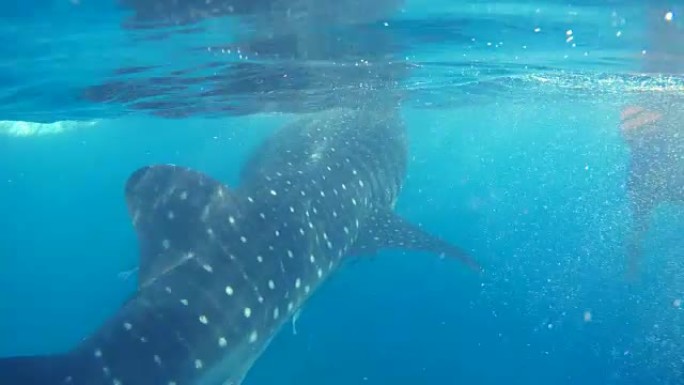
[239,107,407,209]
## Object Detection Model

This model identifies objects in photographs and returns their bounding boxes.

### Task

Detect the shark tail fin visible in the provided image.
[0,354,71,385]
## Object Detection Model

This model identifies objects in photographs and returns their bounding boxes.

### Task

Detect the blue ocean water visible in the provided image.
[2,0,684,384]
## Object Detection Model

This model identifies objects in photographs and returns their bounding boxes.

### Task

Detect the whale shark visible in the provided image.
[0,106,480,385]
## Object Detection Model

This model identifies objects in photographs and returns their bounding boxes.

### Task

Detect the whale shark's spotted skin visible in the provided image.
[0,107,478,385]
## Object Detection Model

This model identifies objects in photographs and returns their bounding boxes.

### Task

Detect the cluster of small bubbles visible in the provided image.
[609,10,626,38]
[205,46,250,61]
[565,29,576,47]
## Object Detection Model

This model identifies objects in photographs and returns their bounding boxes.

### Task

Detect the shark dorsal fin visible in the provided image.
[350,210,481,272]
[124,164,239,288]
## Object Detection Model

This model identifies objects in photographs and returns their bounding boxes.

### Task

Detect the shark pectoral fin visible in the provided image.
[352,210,481,272]
[125,164,240,288]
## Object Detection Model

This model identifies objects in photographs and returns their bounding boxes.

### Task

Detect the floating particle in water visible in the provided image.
[673,298,681,308]
[665,11,674,22]
[534,27,541,33]
[616,30,622,37]
[583,311,592,322]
